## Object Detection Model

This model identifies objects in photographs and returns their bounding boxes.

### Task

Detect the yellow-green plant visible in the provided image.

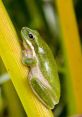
[0,1,53,117]
[55,0,82,116]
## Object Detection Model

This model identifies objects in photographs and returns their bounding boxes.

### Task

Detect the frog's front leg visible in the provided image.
[22,50,36,66]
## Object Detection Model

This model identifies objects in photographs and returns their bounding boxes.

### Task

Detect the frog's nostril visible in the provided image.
[21,27,27,32]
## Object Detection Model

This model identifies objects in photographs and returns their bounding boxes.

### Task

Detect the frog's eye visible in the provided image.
[28,33,34,39]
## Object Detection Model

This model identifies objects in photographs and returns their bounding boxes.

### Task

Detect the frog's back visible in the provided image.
[29,33,60,108]
[36,38,60,103]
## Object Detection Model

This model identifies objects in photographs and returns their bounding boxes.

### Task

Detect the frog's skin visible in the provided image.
[21,27,60,109]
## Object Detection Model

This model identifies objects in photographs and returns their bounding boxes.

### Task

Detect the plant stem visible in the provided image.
[0,1,53,117]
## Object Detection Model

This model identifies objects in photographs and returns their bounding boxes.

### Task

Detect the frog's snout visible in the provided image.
[21,27,29,38]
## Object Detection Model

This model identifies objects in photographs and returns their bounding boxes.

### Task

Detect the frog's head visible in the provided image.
[21,27,39,50]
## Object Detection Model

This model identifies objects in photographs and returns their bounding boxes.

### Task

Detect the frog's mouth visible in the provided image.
[23,39,36,58]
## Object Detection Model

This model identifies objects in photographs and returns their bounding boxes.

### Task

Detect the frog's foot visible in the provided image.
[22,57,36,66]
[22,50,36,66]
[29,77,57,109]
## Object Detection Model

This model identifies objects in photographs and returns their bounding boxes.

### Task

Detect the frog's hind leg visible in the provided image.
[29,77,55,109]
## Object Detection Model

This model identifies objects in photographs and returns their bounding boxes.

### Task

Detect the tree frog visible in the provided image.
[21,27,60,109]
